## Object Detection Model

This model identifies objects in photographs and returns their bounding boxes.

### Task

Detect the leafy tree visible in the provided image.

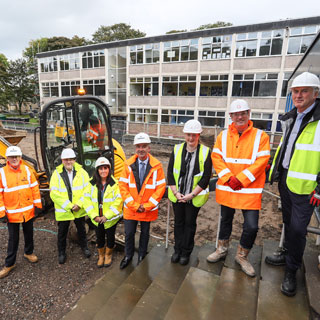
[166,29,187,34]
[7,59,37,114]
[196,21,233,30]
[0,54,11,108]
[92,23,146,43]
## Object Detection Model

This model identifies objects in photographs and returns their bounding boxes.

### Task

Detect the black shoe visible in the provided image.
[58,253,66,264]
[82,246,91,258]
[137,255,145,265]
[281,268,297,297]
[265,247,287,266]
[179,256,190,266]
[120,256,132,269]
[171,252,180,263]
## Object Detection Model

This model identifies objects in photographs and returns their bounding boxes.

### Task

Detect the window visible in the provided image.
[202,35,232,60]
[163,39,198,62]
[40,57,58,72]
[83,79,105,96]
[200,74,228,96]
[250,112,273,131]
[259,30,283,56]
[161,109,194,124]
[61,81,80,96]
[287,25,319,54]
[59,53,80,71]
[129,108,158,123]
[82,50,105,68]
[281,72,292,97]
[198,110,225,127]
[130,43,160,64]
[41,82,59,97]
[236,32,258,57]
[232,73,278,97]
[162,75,196,96]
[130,77,159,96]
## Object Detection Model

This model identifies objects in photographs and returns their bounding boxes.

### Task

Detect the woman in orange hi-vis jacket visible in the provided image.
[119,132,166,269]
[207,99,270,278]
[0,146,42,279]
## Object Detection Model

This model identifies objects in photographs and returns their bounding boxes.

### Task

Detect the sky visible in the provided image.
[1,0,320,60]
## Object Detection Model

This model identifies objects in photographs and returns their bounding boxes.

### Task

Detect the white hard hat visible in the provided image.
[290,72,320,89]
[61,148,76,159]
[95,157,111,168]
[5,146,22,157]
[134,132,151,145]
[183,119,202,133]
[229,99,250,113]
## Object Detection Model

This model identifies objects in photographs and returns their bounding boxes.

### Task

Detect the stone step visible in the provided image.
[256,240,309,320]
[197,242,224,275]
[303,242,320,318]
[164,267,219,320]
[205,240,262,320]
[127,246,199,320]
[93,244,172,320]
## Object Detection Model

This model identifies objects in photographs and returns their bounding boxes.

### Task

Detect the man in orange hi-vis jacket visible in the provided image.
[119,132,166,269]
[0,146,42,279]
[207,99,270,277]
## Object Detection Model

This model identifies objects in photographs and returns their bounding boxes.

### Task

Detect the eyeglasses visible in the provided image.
[230,112,248,118]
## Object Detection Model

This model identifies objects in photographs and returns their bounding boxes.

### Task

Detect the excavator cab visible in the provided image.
[40,96,115,178]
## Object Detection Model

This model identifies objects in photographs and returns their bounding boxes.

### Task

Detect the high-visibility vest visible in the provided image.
[168,143,210,207]
[270,119,320,195]
[86,120,106,149]
[84,176,123,229]
[212,121,270,210]
[118,154,166,222]
[0,163,42,223]
[50,162,90,221]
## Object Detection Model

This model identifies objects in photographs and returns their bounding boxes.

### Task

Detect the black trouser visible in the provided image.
[5,219,34,267]
[124,219,150,259]
[173,202,201,257]
[95,223,117,249]
[218,205,259,250]
[57,217,87,254]
[279,169,314,271]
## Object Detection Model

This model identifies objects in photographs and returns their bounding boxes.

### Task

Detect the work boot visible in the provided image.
[171,252,180,264]
[24,253,38,263]
[207,239,229,263]
[235,245,256,277]
[104,247,113,267]
[0,265,16,279]
[281,268,297,297]
[265,247,287,266]
[82,245,91,258]
[97,247,105,268]
[58,252,67,264]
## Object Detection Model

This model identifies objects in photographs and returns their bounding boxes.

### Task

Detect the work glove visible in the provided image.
[309,173,320,207]
[227,176,243,191]
[0,216,8,223]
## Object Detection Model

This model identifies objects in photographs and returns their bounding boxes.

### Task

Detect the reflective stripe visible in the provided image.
[119,177,129,183]
[174,143,184,159]
[110,206,119,215]
[62,200,71,209]
[295,144,320,152]
[251,129,262,163]
[212,148,223,156]
[173,168,179,174]
[287,171,317,181]
[4,184,32,193]
[0,206,5,211]
[221,129,228,159]
[25,166,31,186]
[202,146,209,164]
[149,197,158,206]
[0,188,3,192]
[314,121,320,144]
[224,158,253,165]
[84,193,91,197]
[33,199,41,204]
[30,181,38,188]
[243,169,255,182]
[218,168,231,178]
[89,128,98,137]
[156,178,166,186]
[73,185,85,191]
[194,171,204,177]
[216,185,263,194]
[91,198,98,203]
[145,170,158,189]
[124,196,134,205]
[85,205,94,212]
[0,168,7,189]
[257,150,270,157]
[129,182,137,188]
[103,198,114,203]
[108,213,123,221]
[150,205,159,211]
[55,208,67,213]
[6,204,34,214]
[198,188,209,195]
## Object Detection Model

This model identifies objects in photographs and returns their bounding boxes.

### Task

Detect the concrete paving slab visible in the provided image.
[197,243,224,275]
[207,267,259,320]
[165,267,219,320]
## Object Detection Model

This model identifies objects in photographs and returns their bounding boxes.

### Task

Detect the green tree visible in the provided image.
[7,59,37,114]
[196,21,233,30]
[0,54,11,108]
[166,29,187,34]
[92,23,146,43]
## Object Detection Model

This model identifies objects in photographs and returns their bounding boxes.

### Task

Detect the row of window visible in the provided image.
[129,108,281,131]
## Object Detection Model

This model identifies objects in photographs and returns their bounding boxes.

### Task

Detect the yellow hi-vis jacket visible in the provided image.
[50,162,90,221]
[0,162,42,223]
[84,175,123,229]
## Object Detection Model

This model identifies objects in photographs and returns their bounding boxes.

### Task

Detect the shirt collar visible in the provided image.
[297,102,315,117]
[138,157,148,166]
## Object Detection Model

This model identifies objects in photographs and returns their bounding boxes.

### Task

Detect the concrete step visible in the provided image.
[164,267,219,320]
[197,242,224,275]
[256,240,309,320]
[303,242,320,318]
[93,244,172,320]
[127,246,199,320]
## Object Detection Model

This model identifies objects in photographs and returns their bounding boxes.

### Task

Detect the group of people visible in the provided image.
[0,72,319,299]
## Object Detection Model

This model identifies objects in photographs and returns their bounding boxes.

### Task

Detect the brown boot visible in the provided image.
[207,239,229,263]
[104,247,113,267]
[0,265,16,279]
[97,248,105,268]
[24,253,38,263]
[235,245,256,277]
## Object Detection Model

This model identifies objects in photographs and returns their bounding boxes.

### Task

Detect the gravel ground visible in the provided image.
[0,210,123,320]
